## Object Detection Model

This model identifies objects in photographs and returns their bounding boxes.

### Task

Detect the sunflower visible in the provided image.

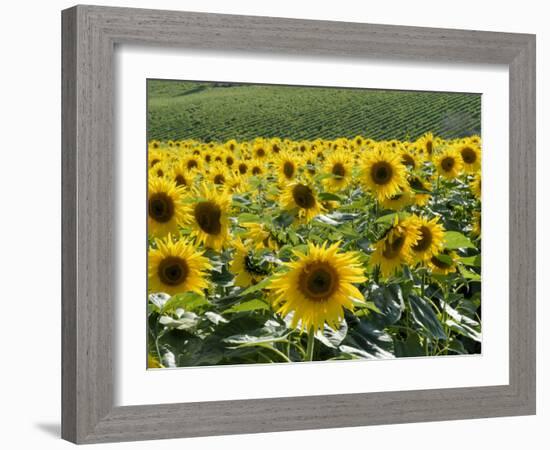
[253,141,268,159]
[148,149,164,169]
[416,132,436,159]
[148,234,211,296]
[230,238,271,288]
[470,172,482,201]
[277,151,300,183]
[147,353,163,369]
[186,183,232,251]
[268,241,366,332]
[148,177,187,239]
[279,181,324,223]
[226,172,250,194]
[361,146,408,201]
[250,159,265,177]
[456,142,481,173]
[323,150,352,192]
[209,163,230,187]
[471,211,481,238]
[379,191,413,211]
[434,147,463,179]
[399,146,420,170]
[169,161,195,189]
[236,160,249,176]
[407,175,432,206]
[241,222,278,250]
[149,160,169,179]
[370,218,420,277]
[429,249,458,275]
[404,215,445,263]
[183,154,202,173]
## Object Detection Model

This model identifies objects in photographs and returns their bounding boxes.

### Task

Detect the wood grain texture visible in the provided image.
[61,5,536,444]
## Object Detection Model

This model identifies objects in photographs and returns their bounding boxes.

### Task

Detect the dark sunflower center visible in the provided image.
[371,161,393,185]
[175,174,187,187]
[194,201,222,235]
[402,154,415,168]
[441,157,455,172]
[292,184,316,209]
[252,166,262,175]
[461,147,477,164]
[382,235,405,259]
[413,226,432,252]
[158,256,188,286]
[214,174,226,185]
[226,156,234,166]
[205,155,211,163]
[238,163,248,174]
[332,162,346,178]
[298,263,339,301]
[409,177,424,190]
[148,193,174,223]
[272,144,280,154]
[187,159,198,170]
[156,168,164,177]
[283,161,295,179]
[150,158,160,167]
[256,148,266,157]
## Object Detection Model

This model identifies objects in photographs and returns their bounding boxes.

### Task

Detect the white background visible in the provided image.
[116,48,509,405]
[0,0,546,449]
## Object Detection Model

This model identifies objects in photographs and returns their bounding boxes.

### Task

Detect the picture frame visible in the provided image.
[61,4,536,444]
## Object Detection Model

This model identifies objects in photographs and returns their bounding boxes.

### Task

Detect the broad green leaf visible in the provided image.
[222,333,290,347]
[318,192,343,202]
[240,277,272,296]
[159,311,199,331]
[238,213,261,223]
[408,294,447,340]
[460,254,481,267]
[394,332,424,357]
[161,292,207,314]
[204,311,228,325]
[149,293,170,311]
[315,320,348,349]
[444,231,476,249]
[459,265,481,281]
[224,299,270,314]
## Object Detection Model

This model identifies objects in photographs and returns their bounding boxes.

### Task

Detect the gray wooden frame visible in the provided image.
[61,4,536,444]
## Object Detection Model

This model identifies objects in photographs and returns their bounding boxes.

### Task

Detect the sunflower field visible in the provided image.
[147,129,482,368]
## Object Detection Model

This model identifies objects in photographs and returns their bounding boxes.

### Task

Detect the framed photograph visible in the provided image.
[61,5,536,444]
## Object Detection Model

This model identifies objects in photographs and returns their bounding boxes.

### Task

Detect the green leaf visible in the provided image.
[408,294,447,340]
[159,311,199,331]
[222,333,290,347]
[239,277,273,296]
[315,320,348,349]
[238,213,261,223]
[369,284,405,325]
[443,303,481,342]
[444,231,476,249]
[161,292,207,314]
[223,299,270,314]
[394,332,424,357]
[318,192,343,202]
[204,311,228,325]
[460,254,481,267]
[459,265,481,281]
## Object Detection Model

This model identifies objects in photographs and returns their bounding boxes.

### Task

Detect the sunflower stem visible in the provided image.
[305,327,315,362]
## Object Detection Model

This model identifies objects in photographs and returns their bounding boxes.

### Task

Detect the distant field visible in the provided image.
[147,80,481,142]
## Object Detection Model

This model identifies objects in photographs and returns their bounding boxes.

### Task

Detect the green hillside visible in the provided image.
[147,79,481,142]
